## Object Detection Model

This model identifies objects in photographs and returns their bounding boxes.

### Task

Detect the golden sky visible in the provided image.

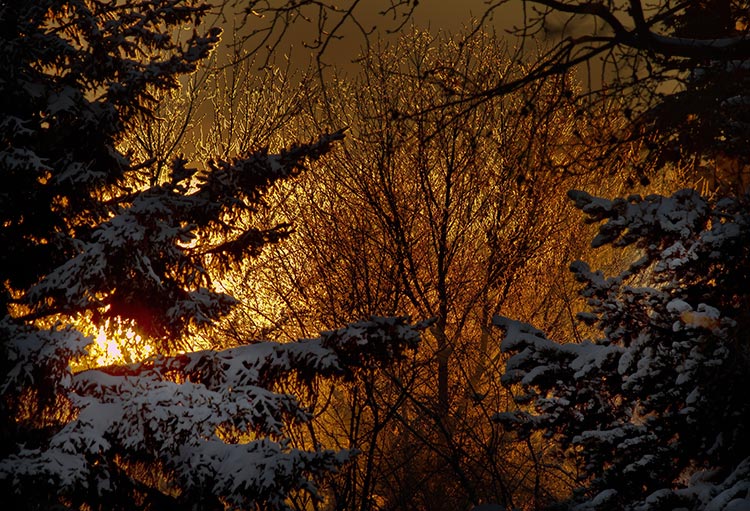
[227,1,526,71]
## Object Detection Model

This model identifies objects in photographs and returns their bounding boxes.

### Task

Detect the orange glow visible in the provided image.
[87,320,154,367]
[93,327,123,366]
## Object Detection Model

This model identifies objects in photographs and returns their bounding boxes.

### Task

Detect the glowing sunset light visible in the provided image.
[88,321,154,367]
[93,327,123,366]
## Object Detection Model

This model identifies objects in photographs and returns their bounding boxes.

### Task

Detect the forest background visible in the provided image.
[1,1,749,511]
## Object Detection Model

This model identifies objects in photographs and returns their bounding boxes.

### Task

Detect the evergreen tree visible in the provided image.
[0,1,425,509]
[496,189,750,510]
[493,3,750,509]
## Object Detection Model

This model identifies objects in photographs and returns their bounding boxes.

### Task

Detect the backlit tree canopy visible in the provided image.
[506,0,750,181]
[2,1,749,510]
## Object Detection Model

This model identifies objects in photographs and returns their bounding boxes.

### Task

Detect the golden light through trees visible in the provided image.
[89,321,152,367]
[185,26,651,510]
[65,314,155,371]
[5,1,749,510]
[92,327,125,366]
[35,15,678,506]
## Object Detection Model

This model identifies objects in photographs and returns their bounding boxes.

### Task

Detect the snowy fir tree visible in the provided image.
[490,3,750,510]
[0,1,425,509]
[495,189,750,511]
